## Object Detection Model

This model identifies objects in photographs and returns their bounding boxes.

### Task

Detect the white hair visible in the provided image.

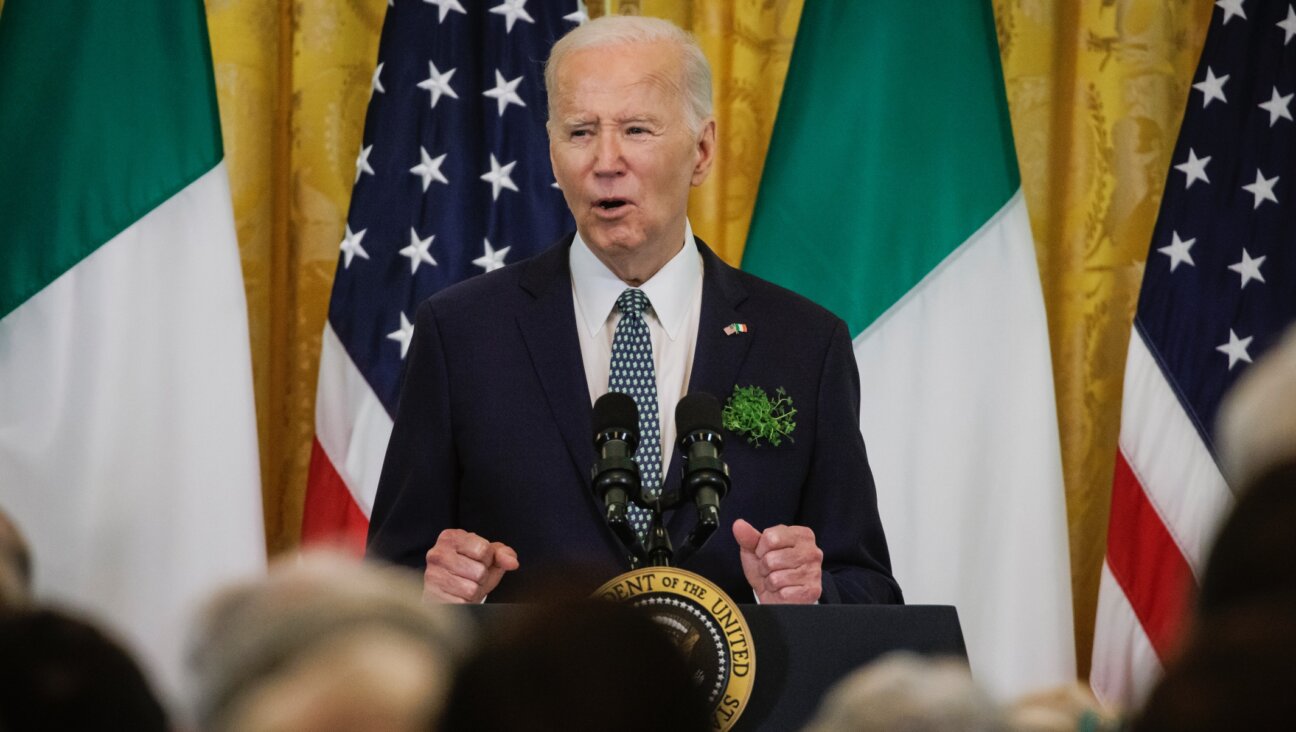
[186,550,470,732]
[545,14,713,134]
[801,653,1006,732]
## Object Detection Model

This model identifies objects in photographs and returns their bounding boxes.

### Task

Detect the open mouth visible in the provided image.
[596,198,629,210]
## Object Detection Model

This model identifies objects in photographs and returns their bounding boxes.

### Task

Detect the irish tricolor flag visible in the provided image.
[743,2,1074,698]
[0,0,264,688]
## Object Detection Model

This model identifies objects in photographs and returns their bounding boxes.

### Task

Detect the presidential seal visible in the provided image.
[594,567,755,731]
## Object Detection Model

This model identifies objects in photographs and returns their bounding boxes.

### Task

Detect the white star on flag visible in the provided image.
[1174,148,1211,188]
[1194,67,1229,108]
[371,62,385,96]
[1216,0,1247,25]
[473,238,511,272]
[1158,231,1197,272]
[564,6,589,24]
[354,144,375,184]
[489,0,535,33]
[400,228,437,274]
[1280,5,1296,44]
[424,0,467,24]
[1242,168,1279,208]
[1216,328,1254,370]
[339,225,369,268]
[1258,86,1293,126]
[481,153,519,200]
[410,147,449,191]
[387,312,415,359]
[483,70,527,116]
[418,61,459,108]
[1227,248,1266,288]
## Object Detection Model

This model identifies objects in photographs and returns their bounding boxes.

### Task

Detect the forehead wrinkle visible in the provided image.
[554,85,673,127]
[637,66,685,100]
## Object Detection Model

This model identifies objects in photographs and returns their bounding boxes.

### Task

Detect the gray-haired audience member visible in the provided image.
[0,506,32,608]
[186,551,469,732]
[799,652,1005,732]
[1004,683,1120,732]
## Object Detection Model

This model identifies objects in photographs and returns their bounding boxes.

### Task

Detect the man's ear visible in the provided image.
[691,117,717,187]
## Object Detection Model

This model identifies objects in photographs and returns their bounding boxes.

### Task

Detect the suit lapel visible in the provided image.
[666,240,752,545]
[515,237,598,494]
[518,236,753,562]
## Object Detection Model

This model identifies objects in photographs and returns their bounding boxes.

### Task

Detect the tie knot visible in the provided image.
[616,288,650,315]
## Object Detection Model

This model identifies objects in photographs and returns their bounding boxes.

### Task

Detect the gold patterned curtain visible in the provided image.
[207,0,386,555]
[206,0,1211,674]
[996,0,1211,675]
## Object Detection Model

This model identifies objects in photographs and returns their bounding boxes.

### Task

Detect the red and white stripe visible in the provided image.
[302,323,390,552]
[1091,329,1234,706]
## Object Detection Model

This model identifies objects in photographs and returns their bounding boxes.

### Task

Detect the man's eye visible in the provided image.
[570,129,590,139]
[627,127,647,135]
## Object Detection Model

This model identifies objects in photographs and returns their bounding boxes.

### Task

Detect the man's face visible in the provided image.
[549,41,715,282]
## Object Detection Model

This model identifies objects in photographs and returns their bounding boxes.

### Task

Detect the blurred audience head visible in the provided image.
[1132,595,1296,731]
[0,607,169,731]
[0,506,32,608]
[1195,460,1296,619]
[1133,361,1296,732]
[1216,322,1296,489]
[187,550,468,732]
[799,652,1004,732]
[438,599,710,732]
[1005,682,1120,732]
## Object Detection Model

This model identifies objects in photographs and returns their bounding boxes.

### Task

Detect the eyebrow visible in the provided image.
[559,114,664,127]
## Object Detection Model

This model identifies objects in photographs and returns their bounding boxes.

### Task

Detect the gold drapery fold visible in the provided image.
[996,0,1211,675]
[209,0,386,554]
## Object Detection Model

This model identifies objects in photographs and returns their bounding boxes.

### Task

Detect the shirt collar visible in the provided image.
[569,220,702,341]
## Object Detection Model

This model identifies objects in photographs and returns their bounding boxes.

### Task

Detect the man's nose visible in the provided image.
[592,132,625,176]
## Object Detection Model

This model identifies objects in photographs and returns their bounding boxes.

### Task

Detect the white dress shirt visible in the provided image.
[569,220,704,471]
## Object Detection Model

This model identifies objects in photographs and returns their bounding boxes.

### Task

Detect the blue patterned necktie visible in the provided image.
[609,288,661,541]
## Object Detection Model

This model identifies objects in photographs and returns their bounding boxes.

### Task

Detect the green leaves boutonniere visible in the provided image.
[722,385,796,447]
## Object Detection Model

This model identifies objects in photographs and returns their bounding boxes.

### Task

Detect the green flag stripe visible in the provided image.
[743,1,1020,336]
[0,0,223,319]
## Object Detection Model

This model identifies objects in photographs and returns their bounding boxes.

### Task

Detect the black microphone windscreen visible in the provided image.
[594,391,639,436]
[675,392,722,437]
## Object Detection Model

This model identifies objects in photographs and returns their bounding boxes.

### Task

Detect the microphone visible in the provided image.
[676,393,730,539]
[591,392,643,556]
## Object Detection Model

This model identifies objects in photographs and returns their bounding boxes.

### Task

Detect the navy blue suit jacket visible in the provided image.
[367,236,901,604]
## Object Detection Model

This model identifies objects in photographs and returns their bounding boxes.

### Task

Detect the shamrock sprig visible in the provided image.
[722,385,796,447]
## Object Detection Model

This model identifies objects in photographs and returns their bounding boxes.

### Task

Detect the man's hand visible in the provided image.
[422,529,519,604]
[732,519,823,604]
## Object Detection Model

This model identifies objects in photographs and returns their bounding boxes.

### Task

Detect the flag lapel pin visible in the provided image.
[723,323,749,336]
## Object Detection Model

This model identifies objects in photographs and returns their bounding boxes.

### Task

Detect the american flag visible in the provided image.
[1091,0,1296,705]
[303,0,583,549]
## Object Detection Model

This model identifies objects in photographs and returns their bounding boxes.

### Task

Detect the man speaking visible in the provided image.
[367,15,901,606]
